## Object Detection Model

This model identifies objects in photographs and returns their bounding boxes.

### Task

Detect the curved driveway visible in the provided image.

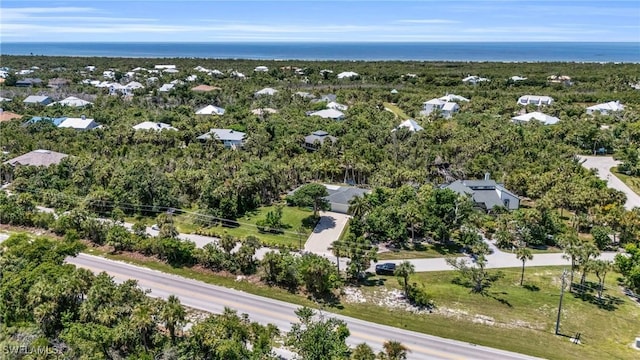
[579,155,640,210]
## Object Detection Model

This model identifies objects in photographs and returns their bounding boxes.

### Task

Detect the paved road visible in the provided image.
[68,253,541,360]
[578,155,640,210]
[304,211,350,256]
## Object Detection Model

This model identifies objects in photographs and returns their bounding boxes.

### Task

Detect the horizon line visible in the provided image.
[3,40,639,44]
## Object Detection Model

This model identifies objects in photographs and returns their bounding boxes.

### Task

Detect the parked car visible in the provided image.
[375,262,396,275]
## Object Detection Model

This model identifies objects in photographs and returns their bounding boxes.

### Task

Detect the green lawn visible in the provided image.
[383,102,410,120]
[377,242,464,260]
[198,206,315,248]
[125,211,201,234]
[612,167,640,196]
[360,267,640,360]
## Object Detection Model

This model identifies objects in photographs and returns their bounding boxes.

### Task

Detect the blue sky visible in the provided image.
[1,1,639,42]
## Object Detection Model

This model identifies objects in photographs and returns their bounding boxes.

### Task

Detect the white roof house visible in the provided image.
[58,116,99,130]
[254,66,269,72]
[158,83,175,92]
[510,76,528,82]
[586,101,624,115]
[308,109,345,120]
[337,71,359,79]
[420,99,460,118]
[230,71,245,78]
[438,94,469,102]
[462,75,490,84]
[0,97,11,102]
[163,68,180,74]
[85,66,96,72]
[196,105,226,115]
[255,87,278,96]
[511,112,560,125]
[518,95,554,106]
[394,119,424,132]
[194,66,209,72]
[197,129,246,148]
[326,101,348,111]
[185,75,198,82]
[210,69,224,76]
[126,81,145,90]
[251,108,278,115]
[155,65,176,70]
[48,96,93,107]
[133,121,177,131]
[103,70,115,79]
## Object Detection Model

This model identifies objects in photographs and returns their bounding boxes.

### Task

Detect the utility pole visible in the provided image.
[555,269,568,335]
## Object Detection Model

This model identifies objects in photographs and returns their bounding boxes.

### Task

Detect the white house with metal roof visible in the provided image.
[48,96,93,107]
[195,105,226,115]
[197,129,246,148]
[586,101,624,115]
[133,121,178,131]
[511,112,560,125]
[420,99,460,118]
[337,71,359,79]
[394,119,424,132]
[58,116,99,130]
[438,94,470,102]
[308,109,345,120]
[255,87,278,96]
[462,75,490,84]
[517,95,554,107]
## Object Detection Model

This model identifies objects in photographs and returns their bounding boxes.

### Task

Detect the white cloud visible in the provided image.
[397,19,459,24]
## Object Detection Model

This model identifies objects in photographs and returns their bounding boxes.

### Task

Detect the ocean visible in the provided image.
[1,42,638,62]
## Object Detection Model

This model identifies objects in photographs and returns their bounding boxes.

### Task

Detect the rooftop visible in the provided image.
[4,149,68,167]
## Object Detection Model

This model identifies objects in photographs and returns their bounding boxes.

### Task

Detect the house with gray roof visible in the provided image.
[23,95,53,105]
[16,78,43,87]
[443,174,519,211]
[304,130,337,151]
[288,183,371,214]
[197,128,246,148]
[4,149,68,168]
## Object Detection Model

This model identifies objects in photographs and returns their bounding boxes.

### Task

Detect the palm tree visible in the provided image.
[403,200,421,243]
[130,303,156,351]
[560,232,581,291]
[348,194,371,219]
[394,261,415,299]
[378,340,410,360]
[578,241,600,286]
[160,295,186,344]
[589,259,612,300]
[351,343,376,360]
[516,246,533,286]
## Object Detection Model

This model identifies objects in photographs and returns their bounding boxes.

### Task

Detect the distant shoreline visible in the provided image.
[2,42,638,63]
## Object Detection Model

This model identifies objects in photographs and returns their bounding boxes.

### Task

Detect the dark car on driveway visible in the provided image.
[375,263,396,275]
